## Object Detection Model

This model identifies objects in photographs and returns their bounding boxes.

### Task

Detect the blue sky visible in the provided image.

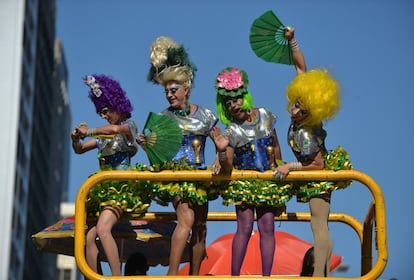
[57,0,413,278]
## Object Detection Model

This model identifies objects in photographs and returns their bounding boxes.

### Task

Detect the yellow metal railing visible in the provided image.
[74,170,387,280]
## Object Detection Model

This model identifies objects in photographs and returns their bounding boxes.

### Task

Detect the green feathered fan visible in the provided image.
[249,10,293,65]
[142,112,183,165]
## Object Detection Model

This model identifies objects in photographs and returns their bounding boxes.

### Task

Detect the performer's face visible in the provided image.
[224,95,247,121]
[100,107,122,125]
[290,101,308,122]
[164,81,189,109]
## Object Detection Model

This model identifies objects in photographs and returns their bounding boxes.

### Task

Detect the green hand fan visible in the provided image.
[249,10,293,65]
[142,112,183,165]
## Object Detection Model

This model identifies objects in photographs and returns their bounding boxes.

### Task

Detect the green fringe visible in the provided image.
[87,179,152,219]
[221,179,293,207]
[294,146,353,202]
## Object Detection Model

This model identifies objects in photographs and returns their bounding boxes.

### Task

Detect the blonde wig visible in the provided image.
[148,36,196,89]
[286,69,341,127]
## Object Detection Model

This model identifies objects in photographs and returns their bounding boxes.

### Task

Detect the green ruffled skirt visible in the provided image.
[135,159,223,207]
[86,178,152,219]
[294,145,353,203]
[220,179,293,207]
[148,181,223,206]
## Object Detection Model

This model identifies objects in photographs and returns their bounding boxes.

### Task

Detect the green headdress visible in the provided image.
[214,67,254,125]
[147,36,197,88]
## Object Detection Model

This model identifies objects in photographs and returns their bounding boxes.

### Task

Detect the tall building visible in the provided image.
[0,0,71,279]
[57,203,81,280]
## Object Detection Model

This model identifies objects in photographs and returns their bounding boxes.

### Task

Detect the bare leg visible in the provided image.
[168,197,194,275]
[231,204,254,276]
[189,202,208,275]
[257,206,278,276]
[86,226,100,273]
[309,195,332,277]
[96,207,121,275]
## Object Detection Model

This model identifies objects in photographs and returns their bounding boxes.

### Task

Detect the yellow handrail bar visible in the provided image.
[137,211,363,241]
[74,170,387,280]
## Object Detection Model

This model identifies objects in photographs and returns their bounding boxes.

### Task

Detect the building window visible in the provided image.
[58,268,72,280]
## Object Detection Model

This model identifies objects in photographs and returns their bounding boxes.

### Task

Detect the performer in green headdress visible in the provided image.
[209,25,306,276]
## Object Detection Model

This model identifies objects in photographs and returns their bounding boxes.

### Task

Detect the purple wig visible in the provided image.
[83,74,133,119]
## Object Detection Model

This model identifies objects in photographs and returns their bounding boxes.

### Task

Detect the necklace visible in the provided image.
[170,105,191,117]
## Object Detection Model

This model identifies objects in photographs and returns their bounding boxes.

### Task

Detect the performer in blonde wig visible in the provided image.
[273,69,353,277]
[141,36,221,275]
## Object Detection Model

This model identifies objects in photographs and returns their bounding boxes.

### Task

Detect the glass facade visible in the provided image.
[0,0,71,279]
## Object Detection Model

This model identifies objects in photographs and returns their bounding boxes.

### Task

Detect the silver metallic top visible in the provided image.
[162,105,218,168]
[97,119,139,158]
[226,108,276,148]
[162,105,218,135]
[287,123,327,162]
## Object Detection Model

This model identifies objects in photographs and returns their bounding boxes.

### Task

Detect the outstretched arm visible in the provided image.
[273,150,324,180]
[76,123,132,138]
[71,128,96,154]
[284,27,306,74]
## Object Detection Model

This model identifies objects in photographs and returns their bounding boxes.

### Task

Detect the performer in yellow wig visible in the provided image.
[273,69,353,277]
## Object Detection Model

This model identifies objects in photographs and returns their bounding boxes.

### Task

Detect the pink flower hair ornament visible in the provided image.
[215,67,249,97]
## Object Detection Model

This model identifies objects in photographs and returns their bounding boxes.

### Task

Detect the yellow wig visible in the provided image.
[286,69,341,127]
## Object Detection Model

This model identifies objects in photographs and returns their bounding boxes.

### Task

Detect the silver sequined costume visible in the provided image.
[87,119,150,219]
[221,108,292,206]
[287,122,353,202]
[150,105,220,205]
[96,119,139,169]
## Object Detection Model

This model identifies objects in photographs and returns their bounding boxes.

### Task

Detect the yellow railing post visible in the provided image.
[361,201,375,275]
[74,170,387,280]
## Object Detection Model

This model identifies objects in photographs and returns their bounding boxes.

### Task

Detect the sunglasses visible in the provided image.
[164,85,181,95]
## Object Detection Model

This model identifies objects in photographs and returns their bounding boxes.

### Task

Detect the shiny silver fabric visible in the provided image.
[97,120,139,157]
[226,108,276,148]
[162,105,218,136]
[287,123,326,159]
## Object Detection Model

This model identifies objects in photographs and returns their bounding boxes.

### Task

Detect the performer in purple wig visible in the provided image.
[71,74,149,276]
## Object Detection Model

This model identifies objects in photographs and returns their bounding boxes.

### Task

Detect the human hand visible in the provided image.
[273,163,291,180]
[137,133,147,147]
[284,26,295,41]
[75,123,88,139]
[211,162,221,175]
[210,126,229,152]
[71,122,87,141]
[71,128,81,142]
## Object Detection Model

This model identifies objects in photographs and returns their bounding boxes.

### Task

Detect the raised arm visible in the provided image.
[284,27,307,74]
